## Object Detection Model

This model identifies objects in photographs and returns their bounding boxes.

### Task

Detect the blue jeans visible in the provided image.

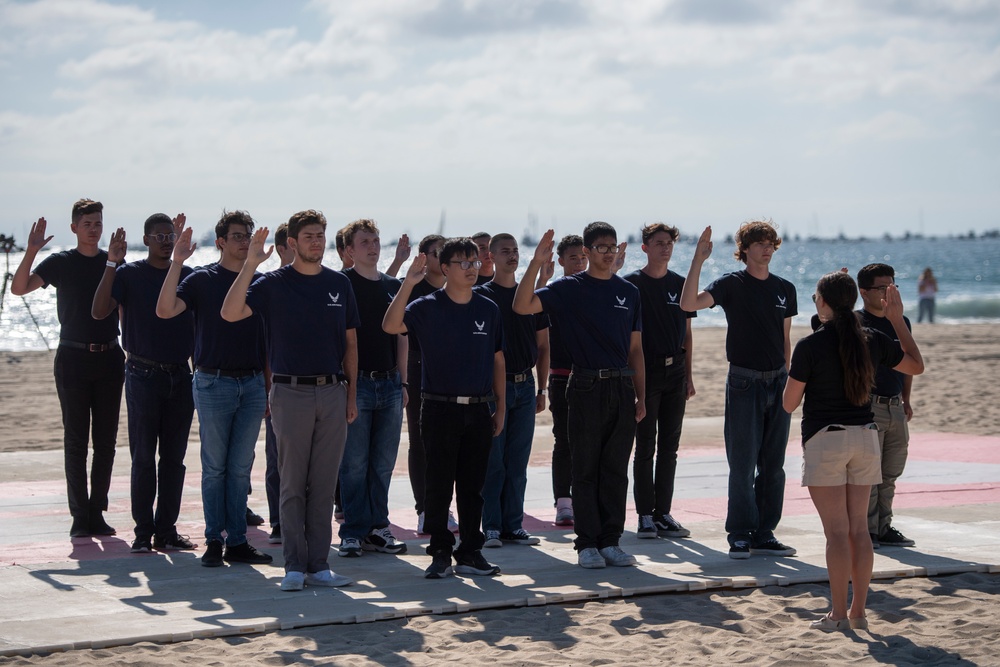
[193,370,266,546]
[125,359,194,540]
[724,365,790,547]
[482,377,536,533]
[338,374,404,540]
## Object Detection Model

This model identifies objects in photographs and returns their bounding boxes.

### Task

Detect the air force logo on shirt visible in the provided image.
[614,295,628,311]
[776,294,787,310]
[473,320,487,335]
[328,292,342,307]
[668,291,679,306]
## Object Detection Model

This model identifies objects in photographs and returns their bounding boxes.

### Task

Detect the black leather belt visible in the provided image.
[421,392,496,405]
[195,366,259,378]
[358,368,397,380]
[272,374,341,386]
[571,366,635,379]
[128,354,189,372]
[506,370,532,383]
[871,394,902,406]
[59,339,118,352]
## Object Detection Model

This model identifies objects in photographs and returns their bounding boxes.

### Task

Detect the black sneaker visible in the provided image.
[655,513,691,538]
[750,538,797,556]
[201,540,224,567]
[878,526,915,547]
[454,551,501,576]
[154,534,196,551]
[729,540,751,560]
[130,536,153,553]
[636,515,658,539]
[245,507,265,527]
[89,512,117,536]
[425,552,453,579]
[870,533,881,550]
[69,516,90,538]
[223,541,273,565]
[268,525,282,544]
[500,529,540,545]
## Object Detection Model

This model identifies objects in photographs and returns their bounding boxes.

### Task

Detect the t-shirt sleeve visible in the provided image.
[176,271,198,310]
[872,329,905,370]
[705,275,728,309]
[535,312,550,331]
[33,253,60,288]
[244,273,268,314]
[632,295,642,333]
[403,298,423,337]
[784,278,798,318]
[788,337,813,383]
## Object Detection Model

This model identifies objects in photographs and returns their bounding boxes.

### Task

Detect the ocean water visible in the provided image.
[1,236,997,351]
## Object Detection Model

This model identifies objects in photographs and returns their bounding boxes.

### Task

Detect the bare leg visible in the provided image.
[808,485,850,620]
[846,483,874,620]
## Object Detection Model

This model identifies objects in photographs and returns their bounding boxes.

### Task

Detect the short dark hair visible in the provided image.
[583,221,616,248]
[215,210,255,239]
[471,232,491,243]
[335,227,347,253]
[342,219,379,247]
[143,213,172,235]
[557,234,584,257]
[418,234,446,255]
[641,222,679,244]
[71,198,103,223]
[274,223,289,249]
[857,263,895,290]
[733,219,781,262]
[488,233,516,252]
[439,237,478,266]
[287,210,327,240]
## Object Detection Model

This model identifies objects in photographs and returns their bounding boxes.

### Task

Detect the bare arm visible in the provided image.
[783,376,806,414]
[92,228,126,319]
[628,330,646,422]
[513,229,554,315]
[344,328,358,424]
[684,319,696,399]
[385,233,410,278]
[902,374,914,421]
[492,350,506,436]
[534,327,550,414]
[784,317,793,371]
[884,285,924,376]
[679,226,716,312]
[396,327,409,408]
[221,227,271,322]
[383,254,426,334]
[156,215,195,319]
[534,258,554,290]
[10,218,53,296]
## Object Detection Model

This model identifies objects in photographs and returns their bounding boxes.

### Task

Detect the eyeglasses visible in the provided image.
[447,259,483,270]
[226,233,251,243]
[865,284,893,293]
[589,244,617,254]
[812,294,817,303]
[147,233,177,243]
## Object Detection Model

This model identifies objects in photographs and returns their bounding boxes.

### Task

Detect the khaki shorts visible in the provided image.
[801,424,882,487]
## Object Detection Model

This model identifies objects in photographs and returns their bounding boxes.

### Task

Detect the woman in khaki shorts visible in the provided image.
[783,272,923,632]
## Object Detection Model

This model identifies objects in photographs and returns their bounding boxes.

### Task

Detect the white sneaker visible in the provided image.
[280,571,305,592]
[554,497,574,526]
[484,529,502,548]
[305,569,353,587]
[447,511,460,533]
[337,537,362,558]
[578,547,606,569]
[599,545,637,567]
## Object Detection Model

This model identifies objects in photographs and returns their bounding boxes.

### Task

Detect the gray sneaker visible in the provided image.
[483,529,502,548]
[578,547,606,569]
[337,537,362,558]
[599,545,637,567]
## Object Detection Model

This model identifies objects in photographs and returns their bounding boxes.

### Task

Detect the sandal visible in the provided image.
[810,613,850,632]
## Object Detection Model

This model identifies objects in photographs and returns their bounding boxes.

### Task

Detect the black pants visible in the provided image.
[420,399,492,559]
[54,345,125,518]
[548,375,572,501]
[405,358,426,514]
[566,373,636,551]
[633,361,687,516]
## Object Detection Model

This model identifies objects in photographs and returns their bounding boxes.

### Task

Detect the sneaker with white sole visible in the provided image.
[578,547,606,569]
[425,552,453,579]
[154,533,196,551]
[305,569,353,587]
[554,498,574,526]
[655,513,691,538]
[280,571,305,591]
[447,511,460,533]
[636,514,658,539]
[729,540,751,559]
[483,529,502,548]
[750,538,797,556]
[454,551,501,576]
[337,537,362,558]
[362,527,407,554]
[130,536,152,553]
[878,526,915,547]
[268,525,282,544]
[599,545,637,567]
[501,529,540,545]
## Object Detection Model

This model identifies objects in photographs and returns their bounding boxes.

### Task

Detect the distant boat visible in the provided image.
[521,212,539,246]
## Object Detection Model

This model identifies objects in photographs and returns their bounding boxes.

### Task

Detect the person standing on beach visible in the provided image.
[473,232,495,285]
[476,233,550,549]
[626,223,695,540]
[680,221,798,560]
[783,272,923,631]
[335,218,408,559]
[514,223,646,570]
[917,267,938,324]
[155,210,272,569]
[384,237,505,580]
[91,214,196,554]
[12,199,125,539]
[857,263,917,549]
[222,209,359,591]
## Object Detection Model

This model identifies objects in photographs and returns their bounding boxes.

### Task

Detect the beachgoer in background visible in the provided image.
[917,267,937,324]
[12,199,125,539]
[783,272,923,631]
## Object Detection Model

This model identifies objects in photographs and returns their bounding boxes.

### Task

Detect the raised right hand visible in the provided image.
[172,219,196,263]
[694,226,713,262]
[27,218,54,252]
[533,229,555,265]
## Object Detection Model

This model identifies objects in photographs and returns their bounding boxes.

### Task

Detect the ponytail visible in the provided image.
[816,272,875,406]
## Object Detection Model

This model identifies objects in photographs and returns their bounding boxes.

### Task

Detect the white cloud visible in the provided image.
[834,110,930,143]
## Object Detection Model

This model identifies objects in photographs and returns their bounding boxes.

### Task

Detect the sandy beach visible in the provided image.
[0,323,997,665]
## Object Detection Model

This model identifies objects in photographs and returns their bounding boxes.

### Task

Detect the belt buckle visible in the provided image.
[514,373,526,383]
[316,376,327,386]
[88,343,103,352]
[598,369,610,379]
[456,396,471,405]
[663,357,674,367]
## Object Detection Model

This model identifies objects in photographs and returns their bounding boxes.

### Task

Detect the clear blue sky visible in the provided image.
[1,0,998,246]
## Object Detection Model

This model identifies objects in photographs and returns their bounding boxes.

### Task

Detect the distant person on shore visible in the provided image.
[680,220,798,560]
[917,267,937,324]
[91,214,196,554]
[783,271,923,631]
[12,199,125,539]
[857,263,917,549]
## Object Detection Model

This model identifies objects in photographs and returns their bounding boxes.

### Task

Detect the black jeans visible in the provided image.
[566,373,636,551]
[125,358,194,539]
[548,375,572,501]
[54,345,125,518]
[420,399,492,559]
[405,358,426,514]
[633,361,687,516]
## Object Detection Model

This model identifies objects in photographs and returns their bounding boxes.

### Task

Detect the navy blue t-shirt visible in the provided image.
[706,270,797,371]
[343,268,400,372]
[34,249,120,343]
[548,321,572,372]
[789,324,904,442]
[857,309,911,396]
[474,281,549,374]
[245,265,360,376]
[175,263,265,371]
[536,272,641,370]
[112,259,194,364]
[404,290,503,396]
[624,268,695,362]
[405,279,440,358]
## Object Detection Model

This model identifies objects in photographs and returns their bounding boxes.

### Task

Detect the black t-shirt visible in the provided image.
[475,272,493,286]
[112,260,194,364]
[474,281,549,374]
[245,265,360,376]
[857,309,911,396]
[343,268,401,372]
[176,263,265,371]
[789,324,904,442]
[536,272,641,370]
[405,279,440,357]
[34,249,120,343]
[548,320,571,372]
[706,270,797,371]
[404,290,503,396]
[624,268,695,362]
